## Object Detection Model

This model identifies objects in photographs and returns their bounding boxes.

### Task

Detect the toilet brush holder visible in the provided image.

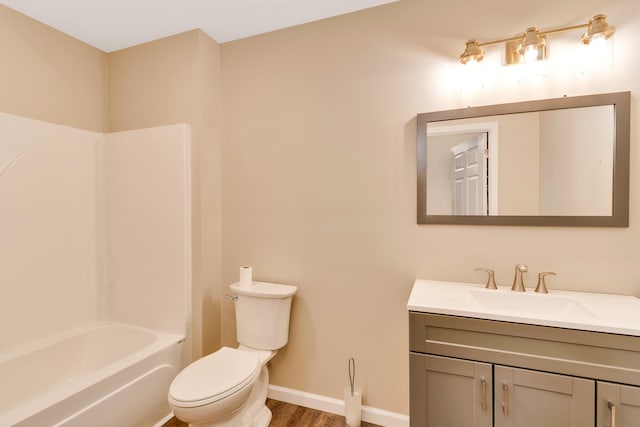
[344,386,362,427]
[344,357,361,427]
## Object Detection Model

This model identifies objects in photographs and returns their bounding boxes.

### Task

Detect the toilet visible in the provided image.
[168,281,297,427]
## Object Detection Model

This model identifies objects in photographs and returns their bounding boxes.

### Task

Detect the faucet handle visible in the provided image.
[511,264,528,292]
[535,272,556,294]
[475,268,498,290]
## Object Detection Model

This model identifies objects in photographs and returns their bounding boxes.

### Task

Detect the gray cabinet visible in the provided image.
[410,354,492,427]
[494,366,594,427]
[411,353,595,427]
[598,382,640,427]
[409,312,640,427]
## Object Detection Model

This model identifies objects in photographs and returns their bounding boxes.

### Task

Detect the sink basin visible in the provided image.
[407,279,640,336]
[470,290,598,319]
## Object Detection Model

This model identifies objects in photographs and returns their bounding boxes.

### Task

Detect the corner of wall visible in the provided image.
[107,29,224,359]
[0,4,109,132]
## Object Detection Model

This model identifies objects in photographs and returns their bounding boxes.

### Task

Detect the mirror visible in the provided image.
[417,92,630,226]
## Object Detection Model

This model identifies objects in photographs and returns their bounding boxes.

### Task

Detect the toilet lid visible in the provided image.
[169,347,260,407]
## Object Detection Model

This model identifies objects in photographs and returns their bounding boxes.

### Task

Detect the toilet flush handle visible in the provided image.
[225,294,238,302]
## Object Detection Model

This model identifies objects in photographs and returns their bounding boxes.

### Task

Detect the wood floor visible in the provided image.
[162,398,381,427]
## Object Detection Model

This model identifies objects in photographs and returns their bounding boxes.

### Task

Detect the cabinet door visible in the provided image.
[494,366,594,427]
[410,353,492,427]
[598,381,640,426]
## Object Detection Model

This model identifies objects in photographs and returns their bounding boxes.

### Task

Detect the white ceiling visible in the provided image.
[0,0,398,52]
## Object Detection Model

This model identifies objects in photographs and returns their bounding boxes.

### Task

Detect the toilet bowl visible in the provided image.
[168,347,256,425]
[168,280,297,427]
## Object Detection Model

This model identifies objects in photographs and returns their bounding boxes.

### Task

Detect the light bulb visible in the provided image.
[524,46,539,63]
[466,58,478,67]
[589,34,606,49]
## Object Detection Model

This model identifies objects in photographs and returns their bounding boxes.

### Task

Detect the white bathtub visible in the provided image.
[0,322,185,427]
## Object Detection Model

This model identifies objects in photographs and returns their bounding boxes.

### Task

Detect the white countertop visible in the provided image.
[408,279,640,336]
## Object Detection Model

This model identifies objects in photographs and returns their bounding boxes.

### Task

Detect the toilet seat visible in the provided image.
[169,347,260,408]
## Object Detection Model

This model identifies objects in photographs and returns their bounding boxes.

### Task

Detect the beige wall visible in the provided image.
[109,30,223,358]
[0,4,108,132]
[221,0,640,414]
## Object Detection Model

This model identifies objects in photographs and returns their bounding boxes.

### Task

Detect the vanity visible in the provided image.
[408,280,640,427]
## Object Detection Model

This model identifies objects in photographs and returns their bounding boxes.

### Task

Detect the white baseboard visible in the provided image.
[268,385,409,427]
[154,412,174,427]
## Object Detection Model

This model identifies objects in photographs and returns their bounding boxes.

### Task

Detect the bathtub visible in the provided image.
[0,322,185,427]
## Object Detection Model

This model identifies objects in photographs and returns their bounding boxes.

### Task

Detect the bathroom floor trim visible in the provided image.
[268,385,409,427]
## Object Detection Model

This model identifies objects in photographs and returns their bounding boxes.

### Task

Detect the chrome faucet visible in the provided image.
[511,264,528,292]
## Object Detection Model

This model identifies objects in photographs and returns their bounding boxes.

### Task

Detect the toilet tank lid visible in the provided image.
[230,281,297,298]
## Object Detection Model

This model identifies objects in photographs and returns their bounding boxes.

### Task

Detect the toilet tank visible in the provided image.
[230,281,297,350]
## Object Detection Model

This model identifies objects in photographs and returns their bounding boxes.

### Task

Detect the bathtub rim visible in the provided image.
[1,320,183,363]
[1,321,184,426]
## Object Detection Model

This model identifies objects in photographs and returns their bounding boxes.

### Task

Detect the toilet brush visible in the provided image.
[344,357,362,427]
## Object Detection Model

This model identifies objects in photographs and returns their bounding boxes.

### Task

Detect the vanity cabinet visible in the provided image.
[493,365,593,427]
[597,382,640,427]
[412,354,593,426]
[409,312,640,427]
[413,354,492,426]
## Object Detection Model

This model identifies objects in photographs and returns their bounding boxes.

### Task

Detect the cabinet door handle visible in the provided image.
[481,379,487,411]
[502,383,509,416]
[608,401,616,427]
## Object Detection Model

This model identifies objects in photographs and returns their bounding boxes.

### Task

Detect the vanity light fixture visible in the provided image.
[459,14,615,65]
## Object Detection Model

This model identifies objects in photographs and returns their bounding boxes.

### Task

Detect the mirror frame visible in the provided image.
[417,92,630,226]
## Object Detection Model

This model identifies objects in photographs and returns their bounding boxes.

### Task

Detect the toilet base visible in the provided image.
[252,406,272,427]
[185,363,271,427]
[186,404,271,427]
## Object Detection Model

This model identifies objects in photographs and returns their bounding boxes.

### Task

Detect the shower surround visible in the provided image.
[0,113,192,426]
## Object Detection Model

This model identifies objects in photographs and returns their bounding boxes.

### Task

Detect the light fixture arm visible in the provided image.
[538,23,589,37]
[476,23,589,48]
[477,36,523,48]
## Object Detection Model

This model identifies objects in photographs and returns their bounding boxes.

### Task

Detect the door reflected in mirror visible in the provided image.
[417,92,630,226]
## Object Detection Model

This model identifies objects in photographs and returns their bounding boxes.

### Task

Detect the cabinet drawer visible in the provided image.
[410,312,640,385]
